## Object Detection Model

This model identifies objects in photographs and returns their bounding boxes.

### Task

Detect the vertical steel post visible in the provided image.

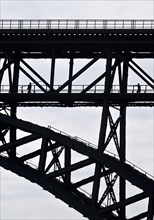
[119,105,126,218]
[119,59,128,218]
[10,60,19,158]
[39,137,48,173]
[65,146,71,185]
[50,50,55,90]
[92,50,112,206]
[68,58,74,93]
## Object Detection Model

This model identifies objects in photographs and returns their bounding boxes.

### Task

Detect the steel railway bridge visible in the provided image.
[0,19,154,219]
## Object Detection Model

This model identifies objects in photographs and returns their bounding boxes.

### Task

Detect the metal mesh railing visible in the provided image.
[0,84,153,94]
[0,19,154,30]
[48,125,154,181]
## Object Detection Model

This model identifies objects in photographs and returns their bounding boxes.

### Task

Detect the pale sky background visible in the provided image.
[0,0,154,220]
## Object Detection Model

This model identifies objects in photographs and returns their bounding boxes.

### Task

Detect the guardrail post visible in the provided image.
[131,20,135,29]
[75,20,79,29]
[10,20,12,29]
[103,20,107,29]
[18,20,23,29]
[47,20,51,29]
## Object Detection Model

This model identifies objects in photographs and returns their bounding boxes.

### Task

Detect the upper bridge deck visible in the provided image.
[0,20,154,107]
[0,19,154,58]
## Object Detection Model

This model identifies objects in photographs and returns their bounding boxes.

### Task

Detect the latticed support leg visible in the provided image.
[50,50,56,91]
[92,50,112,206]
[10,59,20,158]
[68,57,74,94]
[118,53,128,218]
[119,105,127,219]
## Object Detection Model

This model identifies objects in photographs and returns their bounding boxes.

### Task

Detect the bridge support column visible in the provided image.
[119,105,126,218]
[92,51,112,206]
[119,57,128,218]
[68,57,74,93]
[10,59,19,158]
[50,50,56,90]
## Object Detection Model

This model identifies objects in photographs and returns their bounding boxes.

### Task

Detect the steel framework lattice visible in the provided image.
[0,19,154,220]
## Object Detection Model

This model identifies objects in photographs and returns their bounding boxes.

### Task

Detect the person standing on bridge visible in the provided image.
[137,83,141,93]
[27,82,32,93]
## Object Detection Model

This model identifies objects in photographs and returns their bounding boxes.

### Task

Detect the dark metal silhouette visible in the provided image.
[0,19,154,220]
[27,83,32,93]
[137,83,141,93]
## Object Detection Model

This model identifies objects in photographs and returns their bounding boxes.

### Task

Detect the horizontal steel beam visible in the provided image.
[0,93,154,107]
[0,30,154,56]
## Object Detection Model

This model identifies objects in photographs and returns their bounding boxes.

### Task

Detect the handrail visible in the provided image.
[0,125,153,182]
[0,84,153,94]
[48,125,154,181]
[0,19,154,30]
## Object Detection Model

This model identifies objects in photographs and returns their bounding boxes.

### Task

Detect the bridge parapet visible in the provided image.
[0,19,154,30]
[0,84,153,94]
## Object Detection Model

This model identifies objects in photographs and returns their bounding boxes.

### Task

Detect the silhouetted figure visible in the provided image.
[137,83,141,93]
[21,86,23,93]
[27,83,32,93]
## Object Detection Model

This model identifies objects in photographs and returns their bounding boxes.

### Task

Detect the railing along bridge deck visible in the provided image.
[0,19,154,30]
[0,84,153,94]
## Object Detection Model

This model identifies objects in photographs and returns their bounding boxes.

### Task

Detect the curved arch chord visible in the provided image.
[0,113,154,219]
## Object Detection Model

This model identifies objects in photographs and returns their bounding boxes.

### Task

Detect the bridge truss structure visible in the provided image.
[0,19,154,220]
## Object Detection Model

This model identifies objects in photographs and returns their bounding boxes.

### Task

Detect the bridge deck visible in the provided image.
[0,19,154,58]
[0,84,154,107]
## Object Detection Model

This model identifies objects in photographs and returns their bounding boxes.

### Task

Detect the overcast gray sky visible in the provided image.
[0,1,154,19]
[0,0,154,220]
